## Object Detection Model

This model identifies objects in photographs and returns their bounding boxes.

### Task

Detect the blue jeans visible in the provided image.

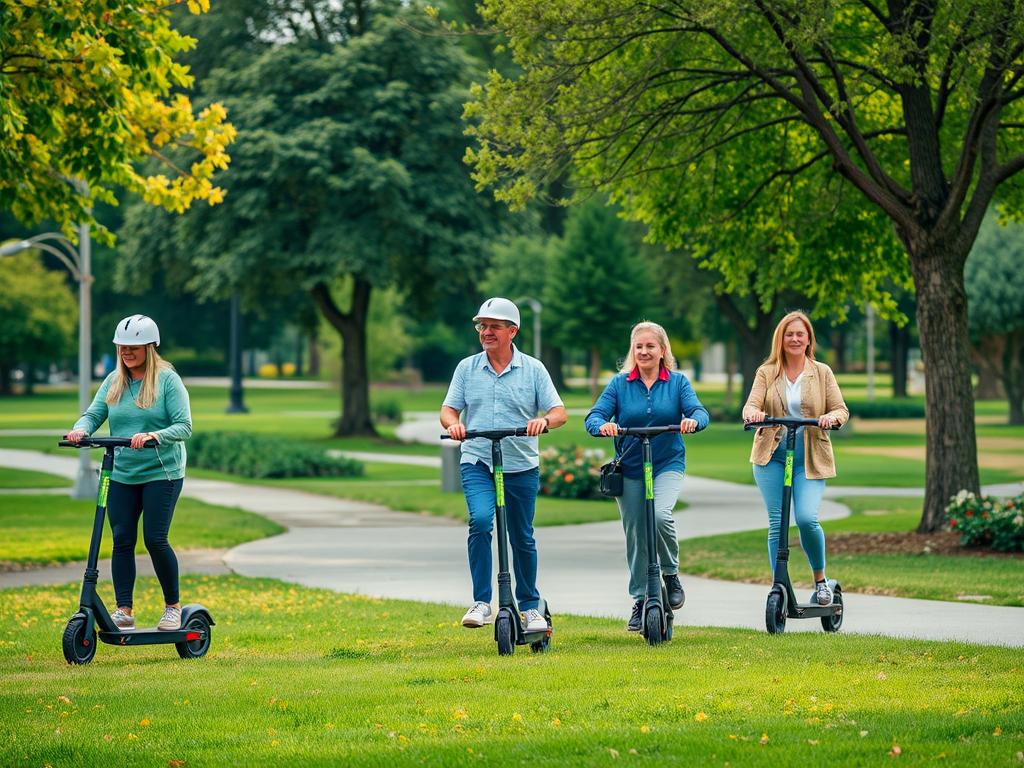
[460,461,541,611]
[615,471,683,601]
[752,431,827,572]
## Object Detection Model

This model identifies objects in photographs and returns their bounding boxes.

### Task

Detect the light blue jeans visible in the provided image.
[460,461,541,611]
[615,471,683,601]
[752,430,827,571]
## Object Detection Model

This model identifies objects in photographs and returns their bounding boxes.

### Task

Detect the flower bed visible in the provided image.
[945,489,1024,552]
[539,445,609,500]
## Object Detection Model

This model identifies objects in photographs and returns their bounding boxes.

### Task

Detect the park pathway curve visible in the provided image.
[1,447,1021,648]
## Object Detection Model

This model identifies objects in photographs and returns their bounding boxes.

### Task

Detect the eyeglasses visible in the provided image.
[474,322,510,333]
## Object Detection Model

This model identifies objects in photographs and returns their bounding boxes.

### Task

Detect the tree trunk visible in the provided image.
[830,329,847,373]
[724,338,736,410]
[589,345,601,402]
[713,292,775,403]
[542,342,567,392]
[312,279,377,437]
[909,243,980,532]
[308,333,320,377]
[0,362,11,396]
[1004,329,1024,426]
[970,335,1007,400]
[889,321,910,398]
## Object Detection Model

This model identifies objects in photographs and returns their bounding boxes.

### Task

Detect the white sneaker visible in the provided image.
[523,608,548,632]
[461,602,493,628]
[815,580,834,606]
[111,608,134,631]
[157,605,181,631]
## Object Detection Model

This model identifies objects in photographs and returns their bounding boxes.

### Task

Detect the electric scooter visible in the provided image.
[614,425,683,647]
[58,436,214,664]
[742,417,844,635]
[441,427,552,656]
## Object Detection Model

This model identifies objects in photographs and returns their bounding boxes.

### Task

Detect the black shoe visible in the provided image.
[627,600,643,632]
[663,574,685,610]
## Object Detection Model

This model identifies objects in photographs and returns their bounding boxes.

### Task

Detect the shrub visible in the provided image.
[945,490,1024,553]
[188,432,364,479]
[258,363,279,378]
[372,399,403,425]
[539,445,608,500]
[847,401,926,419]
[280,362,297,377]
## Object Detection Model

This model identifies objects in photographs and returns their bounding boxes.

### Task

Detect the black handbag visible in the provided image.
[599,459,624,497]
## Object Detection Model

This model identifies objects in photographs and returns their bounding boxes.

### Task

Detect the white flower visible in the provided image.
[1013,515,1024,527]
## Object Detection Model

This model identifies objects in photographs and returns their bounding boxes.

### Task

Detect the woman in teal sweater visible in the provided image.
[67,315,192,631]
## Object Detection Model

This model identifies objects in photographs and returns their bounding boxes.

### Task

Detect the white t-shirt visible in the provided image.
[785,374,803,419]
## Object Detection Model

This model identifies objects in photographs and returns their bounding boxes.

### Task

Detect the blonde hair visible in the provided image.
[106,344,173,409]
[764,311,817,380]
[620,321,677,373]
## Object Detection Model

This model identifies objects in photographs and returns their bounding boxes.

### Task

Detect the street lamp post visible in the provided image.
[515,296,542,360]
[1,231,97,500]
[226,295,248,414]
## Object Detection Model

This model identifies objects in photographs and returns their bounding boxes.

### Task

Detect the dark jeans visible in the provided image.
[107,478,183,608]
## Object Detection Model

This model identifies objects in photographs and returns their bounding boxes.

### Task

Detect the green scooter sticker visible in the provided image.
[98,471,110,508]
[644,463,653,500]
[495,466,504,508]
[784,452,793,486]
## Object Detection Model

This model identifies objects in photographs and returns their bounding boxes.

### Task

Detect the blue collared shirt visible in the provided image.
[585,367,710,479]
[443,344,564,472]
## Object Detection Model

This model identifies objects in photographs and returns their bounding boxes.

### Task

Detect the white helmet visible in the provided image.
[473,297,520,328]
[113,315,160,347]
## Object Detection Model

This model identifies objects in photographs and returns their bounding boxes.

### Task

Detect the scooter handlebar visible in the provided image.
[60,436,159,448]
[441,427,549,440]
[615,425,683,437]
[743,418,841,431]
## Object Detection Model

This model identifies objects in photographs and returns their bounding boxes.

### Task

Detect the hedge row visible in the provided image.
[188,432,364,479]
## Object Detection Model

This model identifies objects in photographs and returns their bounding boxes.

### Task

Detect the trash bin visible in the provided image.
[441,440,463,493]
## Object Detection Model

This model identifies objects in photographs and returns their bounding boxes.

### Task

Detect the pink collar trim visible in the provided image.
[627,366,670,382]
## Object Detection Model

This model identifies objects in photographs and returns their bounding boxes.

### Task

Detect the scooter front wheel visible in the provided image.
[62,617,96,665]
[765,591,787,635]
[495,615,514,656]
[644,606,664,646]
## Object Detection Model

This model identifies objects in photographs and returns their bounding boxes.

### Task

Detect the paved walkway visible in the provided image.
[1,448,1021,648]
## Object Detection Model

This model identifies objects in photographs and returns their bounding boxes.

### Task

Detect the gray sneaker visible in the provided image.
[111,608,134,631]
[523,608,548,632]
[461,601,493,628]
[815,580,834,606]
[157,605,181,631]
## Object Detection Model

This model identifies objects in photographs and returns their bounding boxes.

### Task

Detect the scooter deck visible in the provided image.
[787,602,842,619]
[98,627,206,646]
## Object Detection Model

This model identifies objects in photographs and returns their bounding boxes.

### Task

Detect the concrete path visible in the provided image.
[1,448,1021,648]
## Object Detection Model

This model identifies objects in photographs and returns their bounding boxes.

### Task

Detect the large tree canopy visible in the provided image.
[119,1,506,435]
[466,0,1024,530]
[0,0,235,241]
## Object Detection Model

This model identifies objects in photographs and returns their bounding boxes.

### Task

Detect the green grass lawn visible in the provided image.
[677,496,1024,606]
[1,576,1021,767]
[0,466,70,489]
[0,494,284,567]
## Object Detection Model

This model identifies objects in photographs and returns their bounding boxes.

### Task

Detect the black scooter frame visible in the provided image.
[59,437,214,664]
[443,428,552,656]
[743,418,844,635]
[616,426,683,646]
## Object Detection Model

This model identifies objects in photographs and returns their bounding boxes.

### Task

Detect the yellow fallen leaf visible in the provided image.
[609,748,619,758]
[695,712,708,722]
[58,697,72,705]
[808,740,819,745]
[140,719,150,727]
[641,725,649,733]
[512,713,522,722]
[761,733,769,745]
[993,726,1001,736]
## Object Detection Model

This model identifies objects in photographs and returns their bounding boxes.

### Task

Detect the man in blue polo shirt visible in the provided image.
[440,297,568,631]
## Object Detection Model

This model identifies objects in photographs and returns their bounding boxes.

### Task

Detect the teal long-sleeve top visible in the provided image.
[74,368,192,484]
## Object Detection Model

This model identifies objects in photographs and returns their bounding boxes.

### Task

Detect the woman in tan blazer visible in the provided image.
[742,311,849,606]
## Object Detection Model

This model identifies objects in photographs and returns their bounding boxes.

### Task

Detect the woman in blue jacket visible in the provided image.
[586,322,709,632]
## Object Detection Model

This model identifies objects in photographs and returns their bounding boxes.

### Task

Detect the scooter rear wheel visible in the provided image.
[175,613,212,659]
[62,617,96,665]
[644,606,664,646]
[496,615,514,656]
[820,586,843,634]
[765,591,787,635]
